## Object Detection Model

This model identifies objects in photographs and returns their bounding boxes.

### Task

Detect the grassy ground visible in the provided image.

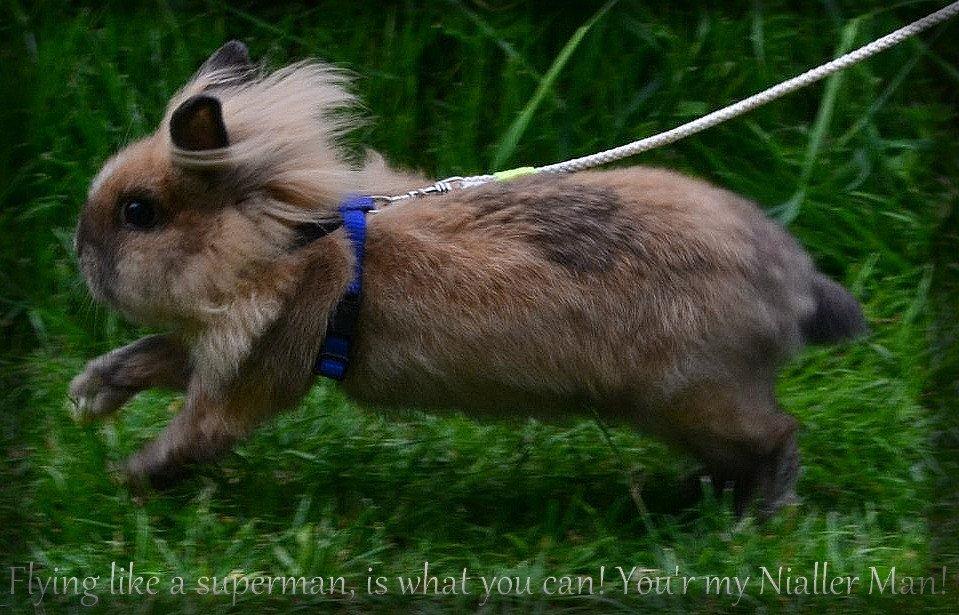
[1,0,958,612]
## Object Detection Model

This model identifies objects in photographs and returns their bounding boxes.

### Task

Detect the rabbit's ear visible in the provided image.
[170,95,229,151]
[199,40,251,75]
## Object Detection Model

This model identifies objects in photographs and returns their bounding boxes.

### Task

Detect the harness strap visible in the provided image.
[315,195,375,380]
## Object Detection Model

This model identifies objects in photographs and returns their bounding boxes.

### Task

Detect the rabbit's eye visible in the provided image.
[120,199,160,230]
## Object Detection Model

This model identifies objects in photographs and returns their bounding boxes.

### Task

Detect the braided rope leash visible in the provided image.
[372,1,959,206]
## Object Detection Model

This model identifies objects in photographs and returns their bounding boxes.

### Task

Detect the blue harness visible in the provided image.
[313,195,375,380]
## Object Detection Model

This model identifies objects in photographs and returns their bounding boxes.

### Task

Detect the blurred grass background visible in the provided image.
[1,0,958,611]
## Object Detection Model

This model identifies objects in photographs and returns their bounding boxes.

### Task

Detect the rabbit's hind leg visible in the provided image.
[646,379,800,518]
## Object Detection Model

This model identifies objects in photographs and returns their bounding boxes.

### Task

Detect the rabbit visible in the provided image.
[70,41,867,516]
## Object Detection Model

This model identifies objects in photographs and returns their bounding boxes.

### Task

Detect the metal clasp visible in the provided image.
[371,175,486,210]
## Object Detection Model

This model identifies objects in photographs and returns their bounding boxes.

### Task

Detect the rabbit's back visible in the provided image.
[344,167,818,416]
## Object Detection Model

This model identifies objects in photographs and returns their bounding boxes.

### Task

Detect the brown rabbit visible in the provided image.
[70,41,867,516]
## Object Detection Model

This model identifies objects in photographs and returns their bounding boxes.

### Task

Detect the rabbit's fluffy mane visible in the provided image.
[165,61,361,221]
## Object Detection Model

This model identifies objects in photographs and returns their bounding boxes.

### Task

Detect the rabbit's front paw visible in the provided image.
[68,360,134,422]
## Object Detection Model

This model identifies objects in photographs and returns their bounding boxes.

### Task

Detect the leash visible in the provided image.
[370,1,959,207]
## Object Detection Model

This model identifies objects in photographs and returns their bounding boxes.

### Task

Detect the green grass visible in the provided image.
[1,1,958,612]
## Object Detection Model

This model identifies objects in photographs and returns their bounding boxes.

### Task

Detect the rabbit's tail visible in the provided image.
[802,274,869,345]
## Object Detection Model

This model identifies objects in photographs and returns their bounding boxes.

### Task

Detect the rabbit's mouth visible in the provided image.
[74,215,122,309]
[76,244,140,323]
[77,249,112,306]
[80,257,117,306]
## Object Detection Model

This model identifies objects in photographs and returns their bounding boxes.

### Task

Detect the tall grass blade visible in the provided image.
[778,17,860,224]
[491,0,617,169]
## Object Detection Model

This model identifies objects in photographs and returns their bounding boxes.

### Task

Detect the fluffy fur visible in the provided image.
[71,42,867,515]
